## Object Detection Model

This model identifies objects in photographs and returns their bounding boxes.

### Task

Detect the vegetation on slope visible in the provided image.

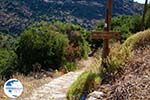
[16,22,69,73]
[0,32,17,50]
[106,29,150,75]
[0,33,17,79]
[123,29,150,49]
[0,0,143,34]
[94,8,150,42]
[67,57,102,100]
[67,71,101,100]
[0,49,17,79]
[87,29,150,100]
[67,29,150,100]
[0,21,90,78]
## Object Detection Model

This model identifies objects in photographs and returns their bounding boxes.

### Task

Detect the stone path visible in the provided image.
[23,71,83,100]
[21,57,94,100]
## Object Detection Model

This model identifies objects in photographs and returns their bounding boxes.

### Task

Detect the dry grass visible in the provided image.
[86,29,150,100]
[123,29,150,50]
[0,53,89,100]
[94,46,150,100]
[77,56,102,73]
[0,74,52,100]
[0,70,66,100]
[105,29,150,80]
[67,57,102,100]
[107,42,132,73]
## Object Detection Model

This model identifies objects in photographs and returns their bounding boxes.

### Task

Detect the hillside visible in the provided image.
[0,0,143,34]
[87,30,150,100]
[88,47,150,100]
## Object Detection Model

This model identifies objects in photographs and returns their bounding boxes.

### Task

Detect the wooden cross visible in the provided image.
[90,0,120,68]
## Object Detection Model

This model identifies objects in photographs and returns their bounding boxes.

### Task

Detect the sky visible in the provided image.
[134,0,149,4]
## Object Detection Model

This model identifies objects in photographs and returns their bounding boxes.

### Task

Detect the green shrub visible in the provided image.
[94,16,133,41]
[67,71,101,100]
[67,57,102,100]
[51,21,90,40]
[130,15,141,33]
[50,21,90,59]
[0,49,17,79]
[0,32,16,50]
[16,22,69,73]
[64,62,77,72]
[94,15,145,42]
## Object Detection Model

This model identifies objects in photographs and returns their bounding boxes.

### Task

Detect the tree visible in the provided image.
[141,0,148,31]
[145,4,150,28]
[16,22,69,73]
[50,21,90,59]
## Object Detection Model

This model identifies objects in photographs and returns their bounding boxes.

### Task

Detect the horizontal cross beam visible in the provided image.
[90,31,120,40]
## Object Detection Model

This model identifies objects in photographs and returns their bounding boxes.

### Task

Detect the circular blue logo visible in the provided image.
[4,79,23,98]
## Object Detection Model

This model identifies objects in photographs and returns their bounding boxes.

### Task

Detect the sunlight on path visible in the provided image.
[22,57,94,100]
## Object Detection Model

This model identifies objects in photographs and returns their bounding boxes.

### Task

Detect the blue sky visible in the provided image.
[134,0,149,4]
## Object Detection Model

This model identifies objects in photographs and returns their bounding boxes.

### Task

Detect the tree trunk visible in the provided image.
[141,0,148,31]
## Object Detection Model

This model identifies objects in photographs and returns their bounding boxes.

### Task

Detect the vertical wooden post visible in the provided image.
[90,0,120,69]
[102,0,113,68]
[141,0,148,31]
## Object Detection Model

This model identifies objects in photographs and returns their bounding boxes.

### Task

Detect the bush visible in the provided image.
[0,32,17,50]
[31,21,90,60]
[67,57,102,100]
[67,71,101,100]
[51,21,90,40]
[64,62,77,72]
[16,22,69,73]
[130,15,141,33]
[94,16,133,41]
[0,49,17,79]
[50,21,90,59]
[94,15,145,42]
